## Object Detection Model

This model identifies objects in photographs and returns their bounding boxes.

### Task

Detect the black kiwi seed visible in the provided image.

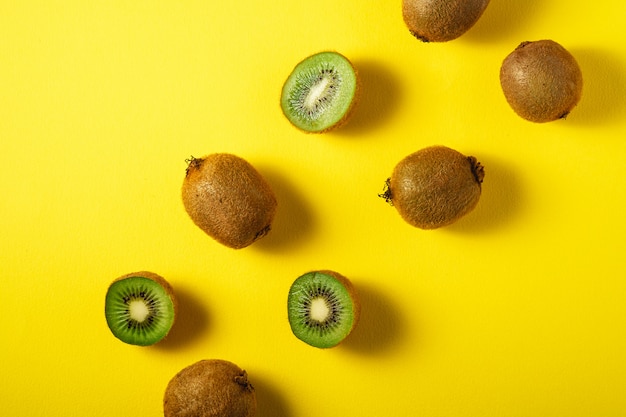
[104,271,177,346]
[500,39,583,123]
[164,359,257,417]
[380,145,484,229]
[181,153,277,249]
[402,0,491,42]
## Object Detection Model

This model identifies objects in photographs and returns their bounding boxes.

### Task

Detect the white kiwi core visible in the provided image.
[128,300,150,322]
[303,76,331,110]
[309,297,331,322]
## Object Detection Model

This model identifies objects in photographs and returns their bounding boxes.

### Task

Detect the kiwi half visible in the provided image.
[182,153,277,249]
[164,359,257,417]
[402,0,490,42]
[280,51,359,133]
[380,145,484,229]
[500,39,583,123]
[287,270,360,349]
[104,271,177,346]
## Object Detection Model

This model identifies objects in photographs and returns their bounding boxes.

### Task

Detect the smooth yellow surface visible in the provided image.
[1,1,626,416]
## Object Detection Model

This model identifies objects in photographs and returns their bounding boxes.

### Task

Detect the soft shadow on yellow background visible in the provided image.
[1,1,625,416]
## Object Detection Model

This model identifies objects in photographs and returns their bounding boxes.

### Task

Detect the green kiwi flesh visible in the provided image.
[287,270,360,349]
[280,51,359,133]
[164,359,257,417]
[500,40,583,123]
[104,271,177,346]
[380,145,484,229]
[182,153,277,249]
[402,0,491,42]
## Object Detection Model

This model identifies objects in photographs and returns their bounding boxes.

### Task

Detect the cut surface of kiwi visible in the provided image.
[164,359,257,417]
[380,145,484,229]
[402,0,490,42]
[182,153,277,249]
[500,39,583,123]
[287,270,360,349]
[280,51,359,133]
[104,271,177,346]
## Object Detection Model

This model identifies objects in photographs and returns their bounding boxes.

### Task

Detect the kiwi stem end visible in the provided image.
[378,178,394,205]
[468,157,485,184]
[184,156,203,176]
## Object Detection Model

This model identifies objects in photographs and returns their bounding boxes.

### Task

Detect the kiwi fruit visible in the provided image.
[500,39,583,123]
[402,0,490,42]
[287,270,360,349]
[280,51,359,133]
[380,145,484,229]
[164,359,257,417]
[104,271,177,346]
[182,153,277,249]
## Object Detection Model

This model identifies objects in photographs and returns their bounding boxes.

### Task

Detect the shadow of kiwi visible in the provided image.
[155,285,211,350]
[463,0,548,43]
[446,154,524,234]
[341,282,408,356]
[336,59,403,136]
[253,167,317,252]
[252,374,293,417]
[565,48,626,127]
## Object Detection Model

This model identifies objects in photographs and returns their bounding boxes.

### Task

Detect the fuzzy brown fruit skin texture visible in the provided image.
[164,359,257,417]
[182,153,277,249]
[383,146,484,229]
[402,0,490,42]
[500,40,583,123]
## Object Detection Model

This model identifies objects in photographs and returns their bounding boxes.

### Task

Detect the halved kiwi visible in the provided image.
[287,270,360,349]
[380,145,484,229]
[280,51,359,133]
[164,359,257,417]
[104,271,177,346]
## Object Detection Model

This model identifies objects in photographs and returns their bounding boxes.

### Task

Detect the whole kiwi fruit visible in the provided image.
[164,359,257,417]
[104,271,177,346]
[280,51,360,133]
[182,153,277,249]
[500,39,583,123]
[380,145,484,229]
[402,0,491,42]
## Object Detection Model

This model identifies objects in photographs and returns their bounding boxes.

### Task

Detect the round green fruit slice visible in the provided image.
[104,271,177,346]
[280,51,359,133]
[287,270,360,348]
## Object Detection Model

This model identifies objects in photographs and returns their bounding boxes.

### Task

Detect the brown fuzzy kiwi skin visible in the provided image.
[317,269,361,340]
[181,154,277,249]
[500,40,583,123]
[163,359,257,417]
[402,0,490,42]
[382,146,484,229]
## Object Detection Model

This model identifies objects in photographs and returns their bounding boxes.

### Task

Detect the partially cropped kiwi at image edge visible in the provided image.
[402,0,491,42]
[104,271,177,346]
[380,146,484,229]
[181,153,278,249]
[164,359,257,417]
[280,51,360,133]
[500,39,583,123]
[287,270,360,349]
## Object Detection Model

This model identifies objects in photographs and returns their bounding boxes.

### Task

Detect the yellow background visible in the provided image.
[2,0,625,416]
